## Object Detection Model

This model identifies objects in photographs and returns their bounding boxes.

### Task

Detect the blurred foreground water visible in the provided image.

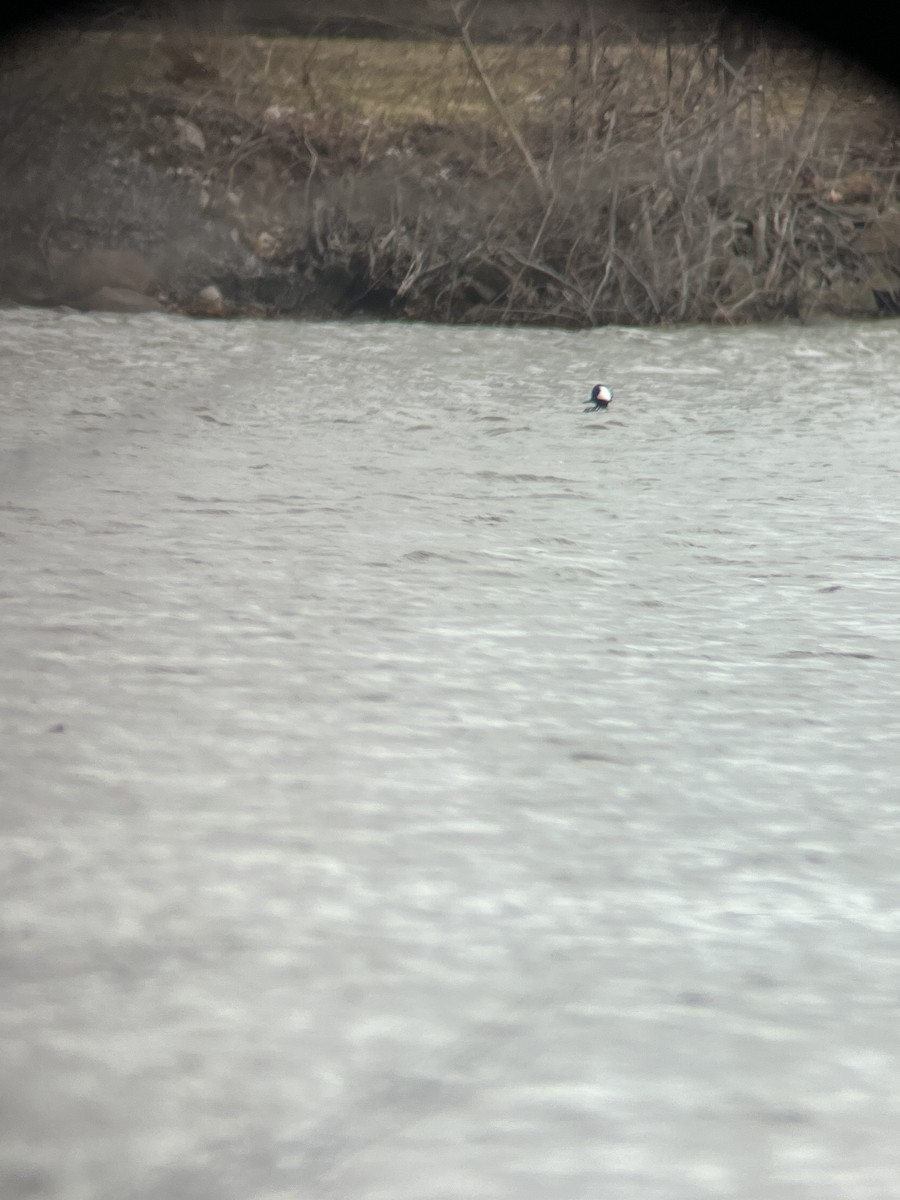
[2,308,900,1199]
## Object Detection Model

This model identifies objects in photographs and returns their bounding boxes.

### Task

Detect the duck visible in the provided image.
[584,384,613,412]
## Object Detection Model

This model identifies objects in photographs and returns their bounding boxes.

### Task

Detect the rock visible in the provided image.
[195,284,225,316]
[160,38,219,83]
[855,208,900,255]
[821,280,880,316]
[79,287,164,313]
[263,105,299,130]
[819,269,900,317]
[55,249,156,303]
[173,116,206,154]
[836,171,879,204]
[253,231,278,259]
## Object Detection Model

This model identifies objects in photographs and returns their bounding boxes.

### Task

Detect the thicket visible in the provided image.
[291,17,900,324]
[1,13,898,324]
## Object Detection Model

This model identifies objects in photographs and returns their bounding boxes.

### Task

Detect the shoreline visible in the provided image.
[2,29,899,327]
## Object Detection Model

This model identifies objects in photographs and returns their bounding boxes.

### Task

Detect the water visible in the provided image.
[2,308,900,1200]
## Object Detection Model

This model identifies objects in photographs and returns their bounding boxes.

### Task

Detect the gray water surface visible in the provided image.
[2,309,900,1199]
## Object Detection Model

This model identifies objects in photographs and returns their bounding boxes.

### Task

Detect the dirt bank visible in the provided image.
[2,27,899,325]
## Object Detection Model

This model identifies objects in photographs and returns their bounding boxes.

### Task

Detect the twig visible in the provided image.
[452,2,547,203]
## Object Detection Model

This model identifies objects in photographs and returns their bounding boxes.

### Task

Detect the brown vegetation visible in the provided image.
[1,20,899,324]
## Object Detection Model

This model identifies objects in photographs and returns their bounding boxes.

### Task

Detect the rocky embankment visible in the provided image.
[2,36,899,325]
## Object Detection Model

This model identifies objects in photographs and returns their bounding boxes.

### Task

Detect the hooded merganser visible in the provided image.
[585,384,612,412]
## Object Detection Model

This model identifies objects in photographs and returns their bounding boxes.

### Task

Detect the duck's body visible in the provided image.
[585,384,613,412]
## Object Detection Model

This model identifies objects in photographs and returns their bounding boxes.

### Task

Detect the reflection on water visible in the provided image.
[2,309,900,1199]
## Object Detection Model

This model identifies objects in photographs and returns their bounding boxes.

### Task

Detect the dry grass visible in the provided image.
[34,28,896,136]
